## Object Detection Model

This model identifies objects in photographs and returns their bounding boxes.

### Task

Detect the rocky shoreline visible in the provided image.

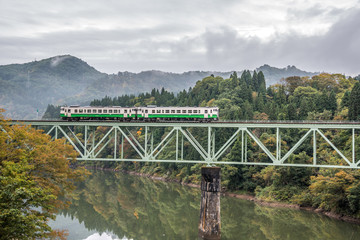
[86,166,360,225]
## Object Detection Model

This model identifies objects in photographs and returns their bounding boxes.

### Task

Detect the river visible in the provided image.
[50,170,360,240]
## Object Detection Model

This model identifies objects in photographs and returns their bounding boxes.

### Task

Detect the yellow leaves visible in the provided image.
[134,210,139,219]
[137,128,142,136]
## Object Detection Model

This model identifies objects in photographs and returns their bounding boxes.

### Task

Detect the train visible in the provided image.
[60,105,219,122]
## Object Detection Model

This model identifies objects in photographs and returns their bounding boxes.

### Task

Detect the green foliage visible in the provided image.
[349,82,360,120]
[0,161,56,240]
[75,72,360,218]
[0,109,88,239]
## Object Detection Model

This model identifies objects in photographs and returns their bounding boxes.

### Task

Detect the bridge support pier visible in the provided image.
[199,167,221,240]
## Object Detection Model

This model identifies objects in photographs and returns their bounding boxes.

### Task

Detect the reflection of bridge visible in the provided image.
[9,120,360,169]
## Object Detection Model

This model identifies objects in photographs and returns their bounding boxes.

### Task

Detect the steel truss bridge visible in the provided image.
[8,120,360,169]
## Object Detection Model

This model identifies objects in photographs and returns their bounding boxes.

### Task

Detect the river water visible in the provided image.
[50,170,360,240]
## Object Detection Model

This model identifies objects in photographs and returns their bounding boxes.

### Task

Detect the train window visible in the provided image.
[124,110,127,113]
[194,110,197,113]
[114,110,117,113]
[93,110,97,113]
[188,110,192,113]
[177,110,181,113]
[205,110,208,113]
[165,110,170,113]
[87,109,91,113]
[152,110,155,113]
[157,110,161,113]
[75,109,78,113]
[210,110,212,113]
[145,110,148,113]
[171,110,175,113]
[68,109,71,113]
[98,110,102,113]
[182,110,186,113]
[104,110,107,113]
[79,109,83,113]
[162,110,164,113]
[109,110,112,113]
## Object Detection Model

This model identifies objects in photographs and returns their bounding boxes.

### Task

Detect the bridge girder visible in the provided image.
[9,121,360,169]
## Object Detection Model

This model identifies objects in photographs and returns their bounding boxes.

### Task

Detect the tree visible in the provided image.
[348,82,360,120]
[258,71,266,93]
[0,109,88,239]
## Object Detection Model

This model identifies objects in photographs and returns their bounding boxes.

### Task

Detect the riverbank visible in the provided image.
[86,166,360,225]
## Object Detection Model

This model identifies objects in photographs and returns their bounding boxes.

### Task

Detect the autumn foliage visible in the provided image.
[0,109,88,239]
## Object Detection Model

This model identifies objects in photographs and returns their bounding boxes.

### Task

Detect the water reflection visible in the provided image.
[51,171,360,240]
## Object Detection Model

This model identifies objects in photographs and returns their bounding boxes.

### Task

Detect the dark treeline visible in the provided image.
[89,71,359,121]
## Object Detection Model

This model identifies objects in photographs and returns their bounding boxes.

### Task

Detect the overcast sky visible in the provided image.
[0,0,359,75]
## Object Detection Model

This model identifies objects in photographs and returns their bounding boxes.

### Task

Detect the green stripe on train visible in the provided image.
[63,114,125,118]
[146,114,217,118]
[61,114,218,119]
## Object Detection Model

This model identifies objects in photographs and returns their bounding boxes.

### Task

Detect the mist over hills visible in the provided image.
[0,55,317,119]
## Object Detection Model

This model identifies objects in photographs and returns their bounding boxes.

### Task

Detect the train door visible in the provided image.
[204,109,209,119]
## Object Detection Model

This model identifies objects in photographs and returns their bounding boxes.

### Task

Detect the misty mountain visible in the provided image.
[256,64,318,85]
[0,55,317,119]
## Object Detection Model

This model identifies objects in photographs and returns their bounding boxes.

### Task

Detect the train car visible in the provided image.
[60,106,219,122]
[137,106,219,121]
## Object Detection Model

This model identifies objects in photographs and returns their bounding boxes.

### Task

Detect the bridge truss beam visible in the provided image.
[9,121,360,169]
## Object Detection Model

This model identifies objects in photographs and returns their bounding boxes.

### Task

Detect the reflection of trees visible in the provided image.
[61,171,200,239]
[61,171,360,240]
[222,197,360,240]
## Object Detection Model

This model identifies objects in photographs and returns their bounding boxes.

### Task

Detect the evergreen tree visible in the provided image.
[327,90,337,114]
[258,71,266,93]
[349,82,360,120]
[341,90,351,108]
[252,71,259,91]
[230,71,238,88]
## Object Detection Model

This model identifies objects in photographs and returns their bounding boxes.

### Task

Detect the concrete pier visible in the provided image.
[198,167,221,240]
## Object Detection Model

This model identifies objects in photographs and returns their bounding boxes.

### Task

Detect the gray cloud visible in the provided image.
[0,0,359,75]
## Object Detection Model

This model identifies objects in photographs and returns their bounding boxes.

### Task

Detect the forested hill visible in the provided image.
[0,55,105,119]
[46,72,360,220]
[1,55,317,119]
[88,72,360,121]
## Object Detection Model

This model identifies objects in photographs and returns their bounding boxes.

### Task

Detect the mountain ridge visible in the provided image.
[0,55,317,119]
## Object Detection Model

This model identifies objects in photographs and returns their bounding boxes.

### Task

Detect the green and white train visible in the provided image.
[60,106,219,122]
